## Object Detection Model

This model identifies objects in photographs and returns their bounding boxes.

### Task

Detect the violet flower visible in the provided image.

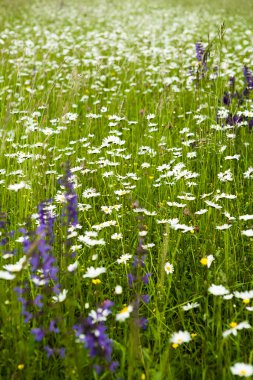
[31,327,45,342]
[44,346,65,359]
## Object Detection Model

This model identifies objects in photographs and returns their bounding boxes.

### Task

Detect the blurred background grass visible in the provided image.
[1,0,253,21]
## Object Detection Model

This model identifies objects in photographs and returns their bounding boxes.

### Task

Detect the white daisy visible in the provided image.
[0,270,16,280]
[82,267,106,279]
[117,254,132,264]
[164,262,174,274]
[216,224,232,230]
[195,209,208,215]
[222,321,251,338]
[242,229,253,237]
[218,169,233,182]
[167,201,186,208]
[230,363,253,377]
[67,261,79,272]
[239,215,253,221]
[116,305,133,322]
[3,256,27,272]
[223,294,234,300]
[111,233,123,240]
[170,331,191,346]
[208,284,229,296]
[8,181,31,191]
[181,302,200,311]
[225,154,240,160]
[234,290,253,300]
[115,285,123,294]
[205,200,222,209]
[244,167,253,179]
[82,188,101,198]
[52,289,68,303]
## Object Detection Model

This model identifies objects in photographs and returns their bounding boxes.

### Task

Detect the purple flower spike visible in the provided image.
[196,42,204,62]
[73,301,115,372]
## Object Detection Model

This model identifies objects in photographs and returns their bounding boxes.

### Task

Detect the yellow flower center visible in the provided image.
[243,299,250,304]
[18,364,24,370]
[229,322,238,328]
[92,279,101,285]
[191,333,197,338]
[200,257,208,266]
[172,343,179,349]
[239,370,247,375]
[120,306,129,314]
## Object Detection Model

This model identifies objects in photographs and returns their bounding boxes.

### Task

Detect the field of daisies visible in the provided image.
[1,0,253,378]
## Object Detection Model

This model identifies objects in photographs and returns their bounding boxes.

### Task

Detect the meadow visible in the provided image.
[0,0,253,378]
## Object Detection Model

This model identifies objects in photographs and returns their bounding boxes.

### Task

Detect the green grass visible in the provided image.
[0,0,253,379]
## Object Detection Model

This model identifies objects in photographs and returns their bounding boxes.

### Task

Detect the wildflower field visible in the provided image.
[1,0,253,378]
